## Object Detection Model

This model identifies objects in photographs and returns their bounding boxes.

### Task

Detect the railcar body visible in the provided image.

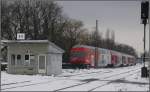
[128,55,136,66]
[110,50,119,67]
[69,45,136,68]
[122,54,129,66]
[70,45,97,68]
[117,52,123,67]
[97,48,111,67]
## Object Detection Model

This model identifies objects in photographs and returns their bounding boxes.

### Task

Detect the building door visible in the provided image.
[38,55,46,74]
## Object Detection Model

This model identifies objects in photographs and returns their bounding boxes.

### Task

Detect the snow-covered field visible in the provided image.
[1,64,149,91]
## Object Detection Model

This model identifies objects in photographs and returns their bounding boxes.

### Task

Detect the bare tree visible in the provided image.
[1,0,65,40]
[63,19,85,49]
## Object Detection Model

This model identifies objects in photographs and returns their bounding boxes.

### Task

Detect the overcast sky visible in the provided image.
[57,1,149,56]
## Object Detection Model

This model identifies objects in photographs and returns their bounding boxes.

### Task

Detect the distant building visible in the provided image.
[2,40,64,75]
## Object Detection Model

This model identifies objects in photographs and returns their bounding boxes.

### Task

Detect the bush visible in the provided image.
[1,63,7,71]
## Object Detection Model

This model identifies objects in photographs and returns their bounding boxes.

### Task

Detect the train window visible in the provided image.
[100,49,106,54]
[71,51,86,57]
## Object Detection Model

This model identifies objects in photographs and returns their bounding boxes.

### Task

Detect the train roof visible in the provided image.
[73,45,95,50]
[73,45,110,54]
[73,45,110,51]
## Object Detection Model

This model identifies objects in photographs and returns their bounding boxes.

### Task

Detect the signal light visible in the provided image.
[141,1,149,19]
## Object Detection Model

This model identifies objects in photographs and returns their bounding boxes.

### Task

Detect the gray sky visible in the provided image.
[57,1,149,56]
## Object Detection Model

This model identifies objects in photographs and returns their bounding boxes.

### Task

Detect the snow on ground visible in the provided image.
[93,70,149,91]
[1,63,149,91]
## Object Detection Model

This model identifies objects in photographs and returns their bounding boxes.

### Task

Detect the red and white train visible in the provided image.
[70,45,136,68]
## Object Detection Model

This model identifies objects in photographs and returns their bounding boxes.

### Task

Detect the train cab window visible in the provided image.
[71,51,86,57]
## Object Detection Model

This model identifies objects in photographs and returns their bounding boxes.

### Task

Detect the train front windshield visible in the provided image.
[71,51,87,58]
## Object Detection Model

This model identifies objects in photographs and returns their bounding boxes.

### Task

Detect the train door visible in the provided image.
[113,55,116,65]
[118,54,122,66]
[115,55,118,66]
[103,53,109,67]
[125,56,127,65]
[111,55,114,65]
[103,50,108,67]
[98,54,101,67]
[114,55,118,66]
[111,51,117,66]
[96,49,100,67]
[126,56,128,65]
[97,54,105,67]
[101,54,105,66]
[128,57,131,65]
[107,51,111,65]
[122,56,126,66]
[105,54,109,66]
[115,55,119,66]
[91,55,95,67]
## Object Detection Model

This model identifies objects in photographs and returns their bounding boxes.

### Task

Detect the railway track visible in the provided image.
[88,70,140,91]
[62,65,140,80]
[1,65,140,91]
[59,65,137,78]
[1,81,31,86]
[59,69,112,77]
[60,70,112,78]
[1,69,112,90]
[1,78,62,90]
[54,67,141,91]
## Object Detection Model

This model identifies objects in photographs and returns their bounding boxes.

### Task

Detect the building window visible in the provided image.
[11,54,15,65]
[25,55,29,60]
[24,55,30,65]
[30,55,35,65]
[17,55,21,65]
[24,54,35,66]
[17,55,21,60]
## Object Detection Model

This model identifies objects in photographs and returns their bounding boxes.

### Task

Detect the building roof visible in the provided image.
[2,40,49,43]
[2,40,65,53]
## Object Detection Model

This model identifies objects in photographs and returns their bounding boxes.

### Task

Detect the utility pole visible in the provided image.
[148,0,150,91]
[144,19,146,67]
[0,0,1,91]
[141,1,149,78]
[95,20,98,68]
